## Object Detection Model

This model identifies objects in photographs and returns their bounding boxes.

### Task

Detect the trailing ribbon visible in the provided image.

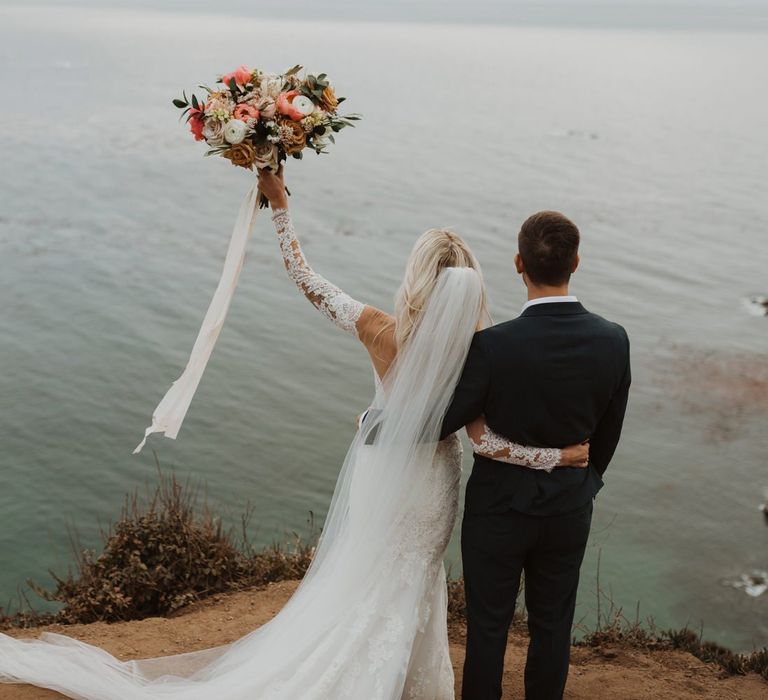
[134,179,261,454]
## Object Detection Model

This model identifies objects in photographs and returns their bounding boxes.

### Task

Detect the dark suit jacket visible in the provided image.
[441,301,631,516]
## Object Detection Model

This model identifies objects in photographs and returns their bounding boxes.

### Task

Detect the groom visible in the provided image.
[441,211,631,700]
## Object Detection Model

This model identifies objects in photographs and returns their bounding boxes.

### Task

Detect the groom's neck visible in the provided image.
[526,283,571,301]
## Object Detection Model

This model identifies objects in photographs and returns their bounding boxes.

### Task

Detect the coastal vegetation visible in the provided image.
[2,472,765,682]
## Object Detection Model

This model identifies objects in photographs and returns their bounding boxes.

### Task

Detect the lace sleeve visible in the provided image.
[271,208,365,336]
[469,423,561,473]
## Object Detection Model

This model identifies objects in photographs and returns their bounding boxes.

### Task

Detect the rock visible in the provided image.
[744,295,768,316]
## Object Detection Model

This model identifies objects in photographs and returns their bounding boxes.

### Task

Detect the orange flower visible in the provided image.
[223,141,257,170]
[189,108,205,141]
[318,86,339,112]
[233,103,260,122]
[280,120,306,155]
[277,90,315,121]
[221,64,253,88]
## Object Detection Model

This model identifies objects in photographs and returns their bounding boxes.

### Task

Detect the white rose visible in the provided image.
[260,97,277,119]
[252,142,278,170]
[202,119,226,146]
[224,119,248,144]
[291,95,315,116]
[260,75,283,99]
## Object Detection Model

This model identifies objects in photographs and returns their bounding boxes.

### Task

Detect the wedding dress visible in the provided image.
[0,209,560,699]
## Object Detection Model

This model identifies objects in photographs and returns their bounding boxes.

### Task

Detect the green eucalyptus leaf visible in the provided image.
[172,98,187,108]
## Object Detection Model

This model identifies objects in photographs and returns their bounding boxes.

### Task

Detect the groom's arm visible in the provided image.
[589,334,631,476]
[440,332,491,440]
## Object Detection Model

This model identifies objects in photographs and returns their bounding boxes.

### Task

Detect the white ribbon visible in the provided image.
[134,179,261,454]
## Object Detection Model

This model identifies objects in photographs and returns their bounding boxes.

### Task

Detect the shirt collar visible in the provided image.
[521,295,579,313]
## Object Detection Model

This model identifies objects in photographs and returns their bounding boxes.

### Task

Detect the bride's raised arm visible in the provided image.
[258,168,396,376]
[270,205,365,334]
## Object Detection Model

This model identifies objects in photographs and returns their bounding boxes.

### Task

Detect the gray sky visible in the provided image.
[2,1,767,30]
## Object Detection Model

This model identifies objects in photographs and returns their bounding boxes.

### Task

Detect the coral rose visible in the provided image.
[221,64,253,88]
[318,86,339,112]
[276,90,312,122]
[189,107,205,142]
[223,141,257,170]
[233,103,260,122]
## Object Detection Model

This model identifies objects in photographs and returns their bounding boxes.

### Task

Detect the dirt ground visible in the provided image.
[2,580,765,699]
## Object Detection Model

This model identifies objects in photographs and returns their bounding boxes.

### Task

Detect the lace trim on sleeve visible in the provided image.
[469,425,560,473]
[272,208,364,336]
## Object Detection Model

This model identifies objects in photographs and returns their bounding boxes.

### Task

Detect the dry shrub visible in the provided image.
[24,472,315,625]
[446,574,525,629]
[0,607,55,631]
[446,576,466,626]
[579,614,768,681]
[575,550,767,682]
[666,629,768,681]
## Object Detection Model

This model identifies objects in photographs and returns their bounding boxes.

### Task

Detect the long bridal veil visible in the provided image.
[0,266,486,699]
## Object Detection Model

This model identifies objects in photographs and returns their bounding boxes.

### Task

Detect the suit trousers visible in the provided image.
[460,500,593,700]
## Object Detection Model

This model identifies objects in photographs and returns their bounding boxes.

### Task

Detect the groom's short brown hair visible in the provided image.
[518,211,580,286]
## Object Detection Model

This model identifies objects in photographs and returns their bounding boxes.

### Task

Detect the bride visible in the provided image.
[0,168,588,699]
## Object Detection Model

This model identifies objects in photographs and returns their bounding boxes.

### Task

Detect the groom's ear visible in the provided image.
[514,253,524,275]
[571,254,580,274]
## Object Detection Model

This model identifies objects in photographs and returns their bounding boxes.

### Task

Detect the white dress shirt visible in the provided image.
[521,295,579,313]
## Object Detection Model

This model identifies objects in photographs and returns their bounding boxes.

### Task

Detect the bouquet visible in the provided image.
[133,65,359,454]
[173,64,360,205]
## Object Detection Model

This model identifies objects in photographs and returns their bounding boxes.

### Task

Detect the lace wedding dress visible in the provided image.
[0,209,560,699]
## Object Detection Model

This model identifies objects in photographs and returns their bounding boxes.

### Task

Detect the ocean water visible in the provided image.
[0,4,766,651]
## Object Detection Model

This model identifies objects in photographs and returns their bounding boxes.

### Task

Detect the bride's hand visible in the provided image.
[559,441,589,468]
[258,165,289,210]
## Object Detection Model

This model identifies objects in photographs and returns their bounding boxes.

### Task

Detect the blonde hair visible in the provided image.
[394,228,489,348]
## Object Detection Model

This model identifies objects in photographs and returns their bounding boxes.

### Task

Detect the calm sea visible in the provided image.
[0,4,766,651]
